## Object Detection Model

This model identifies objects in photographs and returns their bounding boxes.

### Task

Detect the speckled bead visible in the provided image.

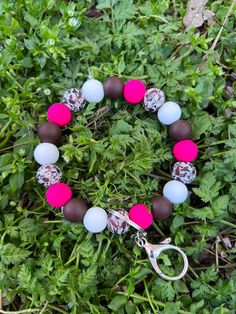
[62,88,86,112]
[172,161,197,184]
[107,208,130,234]
[36,164,62,188]
[143,88,165,112]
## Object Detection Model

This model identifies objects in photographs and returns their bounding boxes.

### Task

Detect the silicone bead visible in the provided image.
[143,88,165,112]
[157,101,181,125]
[37,122,62,144]
[63,198,88,222]
[123,80,146,104]
[151,196,172,220]
[172,162,197,184]
[34,143,59,165]
[173,140,198,162]
[83,207,108,233]
[107,208,130,234]
[62,88,86,112]
[36,164,62,188]
[129,204,153,229]
[82,79,104,103]
[163,180,188,204]
[47,103,72,126]
[168,120,192,141]
[46,183,72,208]
[104,77,124,99]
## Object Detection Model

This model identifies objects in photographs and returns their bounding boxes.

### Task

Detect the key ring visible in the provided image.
[109,210,189,281]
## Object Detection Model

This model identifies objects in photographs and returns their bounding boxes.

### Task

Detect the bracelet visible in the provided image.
[33,76,198,280]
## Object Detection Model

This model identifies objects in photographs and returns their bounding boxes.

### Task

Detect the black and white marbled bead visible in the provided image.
[107,208,130,234]
[172,162,197,184]
[143,88,165,112]
[36,164,62,188]
[62,88,86,112]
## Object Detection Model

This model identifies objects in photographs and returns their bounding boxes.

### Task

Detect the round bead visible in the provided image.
[151,196,172,220]
[47,103,72,126]
[129,204,153,229]
[37,122,62,144]
[62,88,86,112]
[163,180,188,204]
[168,120,192,141]
[83,207,108,233]
[63,198,88,222]
[172,162,197,184]
[173,140,198,162]
[36,164,62,188]
[82,79,104,103]
[157,101,181,125]
[107,208,130,234]
[103,77,124,99]
[143,88,165,112]
[124,80,146,104]
[34,143,59,165]
[46,183,72,208]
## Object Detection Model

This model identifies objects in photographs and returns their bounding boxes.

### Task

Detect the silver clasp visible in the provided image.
[134,232,189,281]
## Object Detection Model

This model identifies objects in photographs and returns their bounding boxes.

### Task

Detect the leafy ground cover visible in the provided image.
[0,0,236,313]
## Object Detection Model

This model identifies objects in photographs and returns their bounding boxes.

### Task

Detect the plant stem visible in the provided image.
[116,292,191,314]
[43,220,62,223]
[0,310,39,314]
[0,120,12,137]
[220,220,236,229]
[0,141,37,152]
[198,140,226,148]
[152,222,165,237]
[144,279,157,313]
[194,264,236,270]
[210,0,236,51]
[46,304,68,314]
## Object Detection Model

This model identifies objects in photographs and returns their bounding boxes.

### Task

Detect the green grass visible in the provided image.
[0,0,236,313]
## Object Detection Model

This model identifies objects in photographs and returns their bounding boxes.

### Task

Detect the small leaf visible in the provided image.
[172,215,184,229]
[108,295,128,311]
[9,172,24,192]
[190,299,204,313]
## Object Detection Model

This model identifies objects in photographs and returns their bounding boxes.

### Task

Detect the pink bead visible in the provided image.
[129,204,153,229]
[46,183,72,208]
[47,103,72,126]
[173,140,198,162]
[124,80,146,104]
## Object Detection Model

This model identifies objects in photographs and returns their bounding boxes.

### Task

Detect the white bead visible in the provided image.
[83,207,108,233]
[82,79,104,103]
[157,101,181,125]
[34,143,59,165]
[163,180,188,204]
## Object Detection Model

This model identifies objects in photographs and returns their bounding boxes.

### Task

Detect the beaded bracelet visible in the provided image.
[34,76,198,280]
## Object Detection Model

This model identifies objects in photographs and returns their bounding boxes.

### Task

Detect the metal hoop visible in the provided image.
[148,244,189,281]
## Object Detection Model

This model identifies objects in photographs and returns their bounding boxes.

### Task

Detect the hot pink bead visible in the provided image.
[129,204,153,229]
[123,80,146,104]
[46,183,72,208]
[47,103,72,126]
[173,140,198,162]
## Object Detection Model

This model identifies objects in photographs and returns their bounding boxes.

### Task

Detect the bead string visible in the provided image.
[34,76,198,234]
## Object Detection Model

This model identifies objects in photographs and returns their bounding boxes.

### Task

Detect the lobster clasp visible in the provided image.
[134,233,189,281]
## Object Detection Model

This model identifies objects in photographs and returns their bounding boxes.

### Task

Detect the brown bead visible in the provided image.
[168,120,192,142]
[151,196,172,220]
[63,198,88,222]
[103,77,124,99]
[37,122,62,144]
